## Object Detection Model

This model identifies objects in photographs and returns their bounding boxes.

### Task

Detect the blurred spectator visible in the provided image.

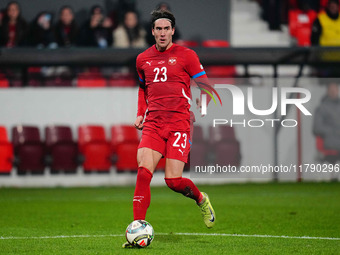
[117,0,137,22]
[146,2,181,46]
[78,5,113,48]
[113,10,147,48]
[313,82,340,151]
[54,6,78,47]
[311,0,340,77]
[28,11,56,48]
[261,0,281,30]
[311,0,340,46]
[0,1,28,47]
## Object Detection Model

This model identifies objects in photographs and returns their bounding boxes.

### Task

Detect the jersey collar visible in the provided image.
[153,43,175,54]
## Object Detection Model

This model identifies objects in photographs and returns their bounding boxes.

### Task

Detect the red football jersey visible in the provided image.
[136,43,206,131]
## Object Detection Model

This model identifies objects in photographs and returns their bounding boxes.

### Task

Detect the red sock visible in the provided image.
[165,177,203,203]
[133,167,153,220]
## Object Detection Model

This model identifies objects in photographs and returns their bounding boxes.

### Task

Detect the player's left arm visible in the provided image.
[185,49,216,109]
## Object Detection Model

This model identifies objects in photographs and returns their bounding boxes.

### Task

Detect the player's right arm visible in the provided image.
[135,84,146,130]
[135,54,147,130]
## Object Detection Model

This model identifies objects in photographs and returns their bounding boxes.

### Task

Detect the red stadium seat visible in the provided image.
[77,77,106,87]
[10,79,23,87]
[12,125,45,174]
[175,40,199,47]
[209,125,236,142]
[214,142,241,166]
[45,77,73,87]
[78,125,111,172]
[110,125,165,171]
[110,125,140,171]
[111,125,139,148]
[0,79,9,88]
[0,126,13,174]
[209,126,241,166]
[27,67,43,87]
[27,67,41,73]
[189,125,208,168]
[202,40,230,47]
[108,73,137,87]
[77,71,106,87]
[108,78,136,87]
[201,40,236,78]
[45,126,78,173]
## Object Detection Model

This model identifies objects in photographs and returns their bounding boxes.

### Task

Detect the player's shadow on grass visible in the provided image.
[156,233,183,243]
[157,233,205,243]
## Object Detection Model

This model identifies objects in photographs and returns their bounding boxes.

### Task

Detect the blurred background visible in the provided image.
[0,0,340,186]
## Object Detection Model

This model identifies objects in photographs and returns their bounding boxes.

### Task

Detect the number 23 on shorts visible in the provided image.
[172,132,188,149]
[171,131,191,157]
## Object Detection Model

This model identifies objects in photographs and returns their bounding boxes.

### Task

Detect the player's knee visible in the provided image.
[165,178,181,191]
[137,167,153,182]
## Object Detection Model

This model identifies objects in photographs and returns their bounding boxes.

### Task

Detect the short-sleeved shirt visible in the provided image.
[136,43,206,131]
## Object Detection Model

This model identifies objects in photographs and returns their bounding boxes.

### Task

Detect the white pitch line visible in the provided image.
[0,233,339,241]
[0,234,124,240]
[169,232,340,241]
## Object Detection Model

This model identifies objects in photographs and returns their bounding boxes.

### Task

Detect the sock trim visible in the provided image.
[164,177,182,180]
[139,166,153,177]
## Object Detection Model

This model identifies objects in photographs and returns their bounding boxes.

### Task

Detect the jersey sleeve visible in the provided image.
[136,54,145,85]
[184,49,207,79]
[136,54,147,117]
[137,86,147,117]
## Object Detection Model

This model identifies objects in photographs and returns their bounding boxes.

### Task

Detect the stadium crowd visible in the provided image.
[0,0,339,88]
[0,1,186,87]
[0,1,157,49]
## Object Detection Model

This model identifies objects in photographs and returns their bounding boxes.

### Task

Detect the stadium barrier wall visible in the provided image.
[0,81,336,187]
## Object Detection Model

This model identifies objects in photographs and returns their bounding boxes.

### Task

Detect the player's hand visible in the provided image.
[134,116,144,130]
[196,98,206,117]
[196,98,201,109]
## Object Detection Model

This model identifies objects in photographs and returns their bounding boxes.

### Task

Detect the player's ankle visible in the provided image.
[197,194,205,206]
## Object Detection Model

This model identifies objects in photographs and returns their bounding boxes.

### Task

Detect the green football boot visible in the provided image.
[198,192,216,228]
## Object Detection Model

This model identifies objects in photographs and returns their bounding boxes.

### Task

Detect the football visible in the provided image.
[125,220,154,248]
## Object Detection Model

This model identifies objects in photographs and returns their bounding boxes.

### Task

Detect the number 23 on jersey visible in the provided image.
[153,67,167,82]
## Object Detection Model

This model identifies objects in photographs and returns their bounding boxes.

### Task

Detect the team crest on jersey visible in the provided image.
[168,57,177,65]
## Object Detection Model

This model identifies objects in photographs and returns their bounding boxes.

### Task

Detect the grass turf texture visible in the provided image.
[0,182,339,254]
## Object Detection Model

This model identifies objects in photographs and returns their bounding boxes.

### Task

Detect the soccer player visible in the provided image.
[123,9,215,247]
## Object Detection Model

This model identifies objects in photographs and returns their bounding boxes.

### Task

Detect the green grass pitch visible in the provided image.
[0,182,339,254]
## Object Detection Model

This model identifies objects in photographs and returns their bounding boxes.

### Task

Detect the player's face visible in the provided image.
[152,19,175,51]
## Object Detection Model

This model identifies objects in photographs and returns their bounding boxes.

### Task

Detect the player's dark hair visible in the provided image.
[151,9,175,28]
